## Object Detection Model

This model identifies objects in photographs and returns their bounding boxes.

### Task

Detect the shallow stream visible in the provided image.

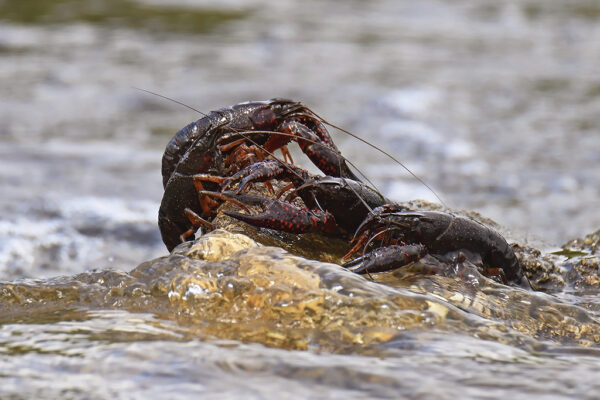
[1,1,600,398]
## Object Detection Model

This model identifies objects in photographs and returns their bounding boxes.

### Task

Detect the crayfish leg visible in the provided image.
[485,267,509,285]
[224,144,264,169]
[179,208,214,242]
[280,145,294,164]
[193,174,228,186]
[218,138,246,153]
[263,180,275,195]
[343,235,369,261]
[197,191,252,214]
[277,182,296,199]
[344,226,393,261]
[191,178,224,216]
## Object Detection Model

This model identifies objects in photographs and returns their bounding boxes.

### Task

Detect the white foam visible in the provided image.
[0,196,162,279]
[385,180,441,204]
[59,197,157,225]
[377,88,441,117]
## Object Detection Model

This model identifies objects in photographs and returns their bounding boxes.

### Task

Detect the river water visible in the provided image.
[1,0,600,398]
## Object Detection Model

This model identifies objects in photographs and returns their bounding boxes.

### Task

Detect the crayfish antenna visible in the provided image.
[311,109,448,208]
[132,87,209,117]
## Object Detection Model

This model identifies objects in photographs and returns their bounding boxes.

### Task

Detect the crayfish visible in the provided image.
[158,98,529,288]
[158,98,358,251]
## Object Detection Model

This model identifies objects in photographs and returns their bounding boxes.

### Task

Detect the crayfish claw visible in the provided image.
[342,244,426,274]
[222,196,337,235]
[220,160,287,194]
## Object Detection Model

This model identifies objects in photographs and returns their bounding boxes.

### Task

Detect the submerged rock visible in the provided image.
[515,229,600,292]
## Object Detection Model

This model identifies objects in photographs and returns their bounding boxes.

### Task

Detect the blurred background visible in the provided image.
[1,0,599,279]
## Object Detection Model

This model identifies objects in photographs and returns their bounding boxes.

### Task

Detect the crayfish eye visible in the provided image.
[271,102,283,114]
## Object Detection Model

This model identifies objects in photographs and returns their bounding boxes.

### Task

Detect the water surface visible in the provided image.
[1,0,599,398]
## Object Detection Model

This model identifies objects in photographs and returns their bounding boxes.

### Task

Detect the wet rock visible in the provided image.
[2,226,600,352]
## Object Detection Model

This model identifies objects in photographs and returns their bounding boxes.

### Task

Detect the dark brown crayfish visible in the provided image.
[158,98,358,251]
[158,99,529,288]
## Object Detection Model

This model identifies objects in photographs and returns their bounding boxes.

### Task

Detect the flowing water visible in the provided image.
[1,0,600,398]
